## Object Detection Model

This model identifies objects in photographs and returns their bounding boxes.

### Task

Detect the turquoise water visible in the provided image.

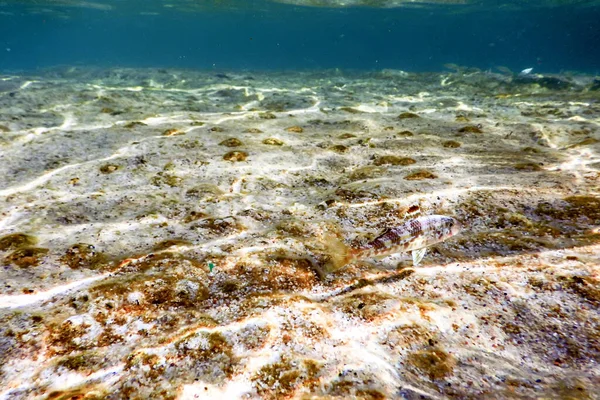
[0,0,599,72]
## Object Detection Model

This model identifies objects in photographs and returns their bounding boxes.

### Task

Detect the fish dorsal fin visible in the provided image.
[405,205,421,219]
[373,227,391,239]
[412,248,427,266]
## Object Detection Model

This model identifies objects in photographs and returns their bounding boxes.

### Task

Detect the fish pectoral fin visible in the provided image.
[412,248,427,266]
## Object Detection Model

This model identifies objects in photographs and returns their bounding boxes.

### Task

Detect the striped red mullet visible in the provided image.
[347,215,462,266]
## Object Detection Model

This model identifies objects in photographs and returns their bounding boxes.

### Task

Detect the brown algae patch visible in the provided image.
[373,155,416,166]
[99,164,119,174]
[458,125,483,133]
[536,196,600,222]
[285,125,304,133]
[151,172,182,187]
[383,324,437,350]
[334,291,398,321]
[123,121,147,128]
[259,112,276,119]
[173,330,236,380]
[347,165,385,181]
[559,275,600,304]
[398,112,420,119]
[4,247,48,268]
[60,243,107,270]
[514,162,543,171]
[443,140,461,148]
[262,137,284,146]
[329,144,348,153]
[406,348,456,380]
[251,357,322,400]
[227,257,318,293]
[219,138,243,147]
[404,170,437,180]
[223,151,248,161]
[567,137,599,148]
[0,233,37,251]
[339,106,364,114]
[162,128,184,136]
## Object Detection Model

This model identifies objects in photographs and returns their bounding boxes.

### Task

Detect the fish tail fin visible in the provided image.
[320,232,354,276]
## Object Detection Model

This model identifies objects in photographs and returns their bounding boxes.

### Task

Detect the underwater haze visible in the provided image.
[0,0,600,72]
[1,1,600,399]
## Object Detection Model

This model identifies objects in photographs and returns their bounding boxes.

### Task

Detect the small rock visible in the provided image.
[245,128,263,133]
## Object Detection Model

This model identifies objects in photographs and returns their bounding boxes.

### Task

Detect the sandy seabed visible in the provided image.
[0,67,599,399]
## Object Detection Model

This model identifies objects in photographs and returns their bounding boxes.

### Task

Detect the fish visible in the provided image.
[346,215,462,266]
[519,67,533,76]
[322,214,462,274]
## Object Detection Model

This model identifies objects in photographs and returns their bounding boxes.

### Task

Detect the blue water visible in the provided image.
[0,0,599,73]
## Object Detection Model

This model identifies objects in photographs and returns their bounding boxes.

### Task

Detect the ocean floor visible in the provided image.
[0,67,599,399]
